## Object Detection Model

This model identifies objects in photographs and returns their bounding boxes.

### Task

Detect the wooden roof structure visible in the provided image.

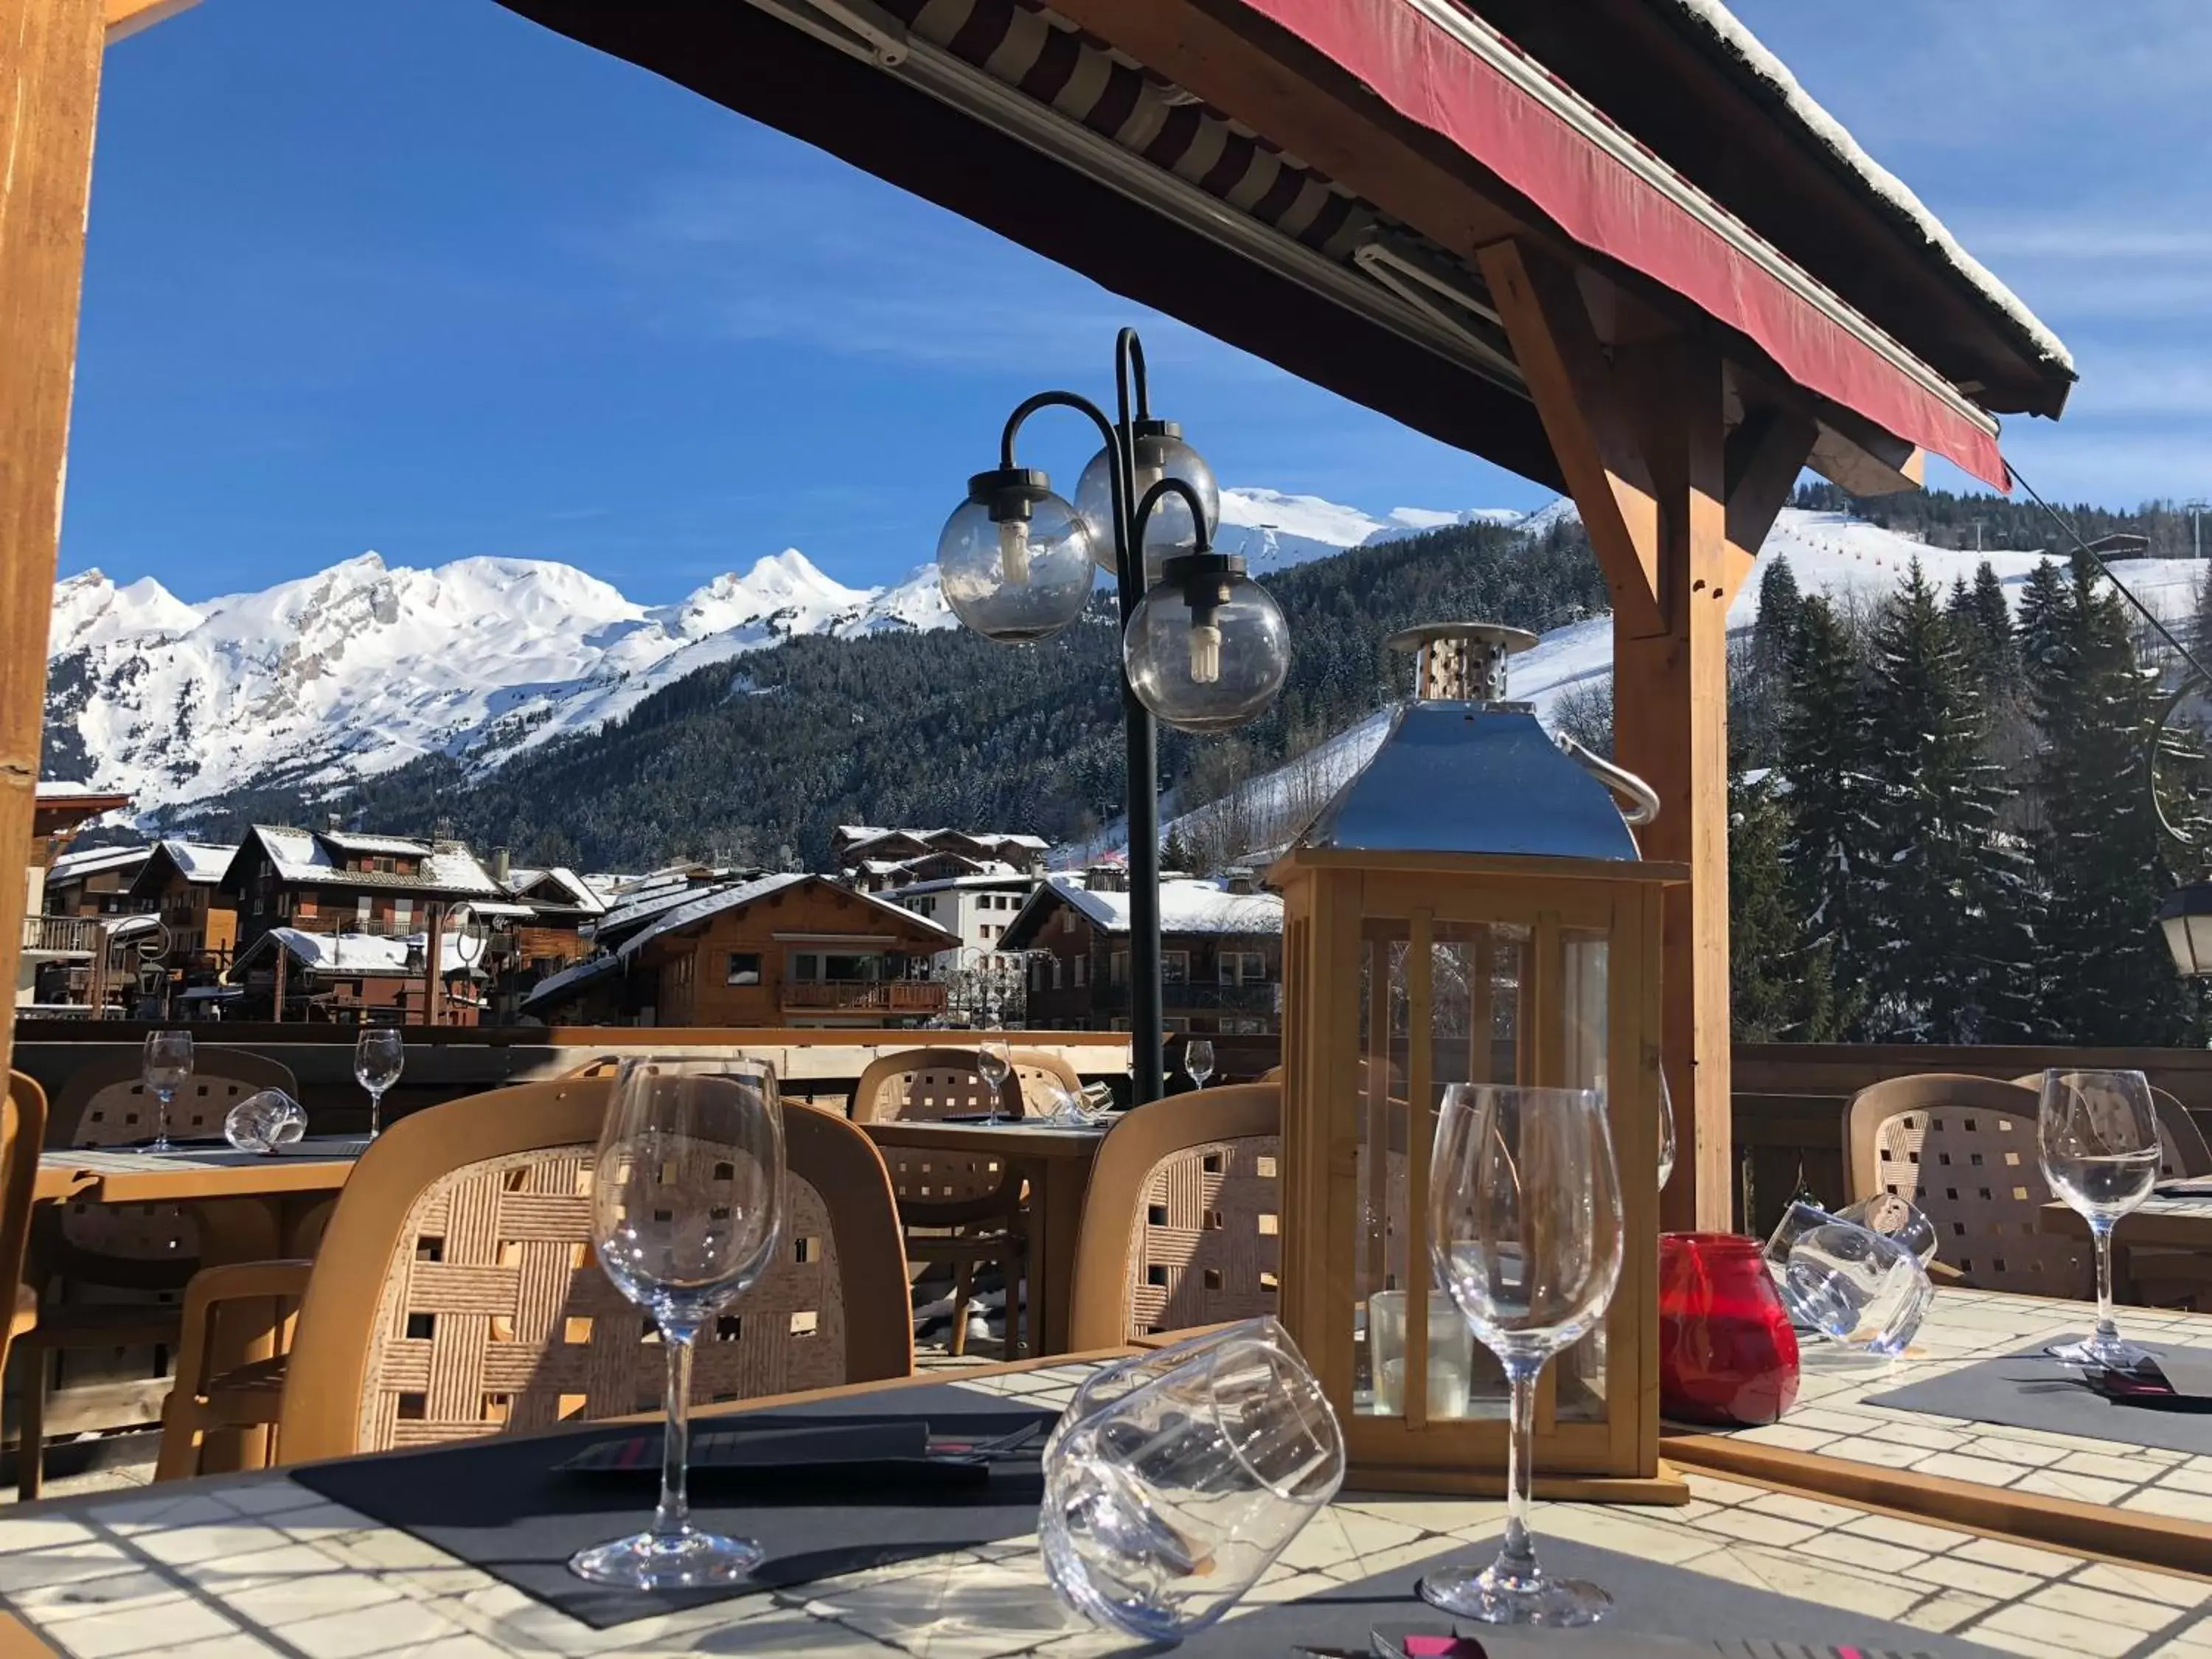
[2,0,2071,1228]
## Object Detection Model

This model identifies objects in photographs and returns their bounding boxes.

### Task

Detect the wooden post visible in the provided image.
[1478,240,1812,1232]
[1,0,104,1075]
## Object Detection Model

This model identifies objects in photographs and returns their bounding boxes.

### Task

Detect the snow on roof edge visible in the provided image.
[1658,0,2073,377]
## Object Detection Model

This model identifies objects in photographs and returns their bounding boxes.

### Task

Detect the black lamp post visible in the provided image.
[936,328,1289,1103]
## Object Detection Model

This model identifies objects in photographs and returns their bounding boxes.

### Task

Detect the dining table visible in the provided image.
[2037,1188,2212,1253]
[858,1118,1107,1357]
[4,1289,2212,1658]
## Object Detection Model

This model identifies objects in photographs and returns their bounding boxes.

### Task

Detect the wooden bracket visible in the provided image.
[1724,405,1818,577]
[1475,239,1663,638]
[104,0,198,41]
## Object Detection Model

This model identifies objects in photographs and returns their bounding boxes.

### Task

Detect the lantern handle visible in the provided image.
[1555,733,1660,827]
[2149,668,2209,851]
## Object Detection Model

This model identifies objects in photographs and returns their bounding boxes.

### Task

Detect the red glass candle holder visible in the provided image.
[1658,1231,1799,1427]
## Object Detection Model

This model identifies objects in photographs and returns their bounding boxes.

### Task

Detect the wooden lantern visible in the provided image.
[1269,625,1685,1500]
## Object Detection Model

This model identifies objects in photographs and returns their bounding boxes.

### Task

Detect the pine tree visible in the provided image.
[1948,561,2017,689]
[1730,768,1843,1040]
[1753,557,1804,676]
[1859,560,2007,1041]
[1776,594,1874,1034]
[2026,561,2204,1044]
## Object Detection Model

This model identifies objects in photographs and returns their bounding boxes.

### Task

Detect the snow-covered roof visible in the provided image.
[35,781,129,802]
[161,841,237,883]
[46,843,150,883]
[617,873,961,961]
[1010,874,1282,942]
[504,865,608,915]
[594,877,726,941]
[233,927,482,978]
[320,830,433,856]
[518,951,624,1012]
[1656,0,2070,376]
[240,826,503,897]
[880,871,1037,898]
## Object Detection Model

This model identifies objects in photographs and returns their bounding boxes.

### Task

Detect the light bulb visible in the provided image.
[997,516,1031,585]
[1190,620,1222,684]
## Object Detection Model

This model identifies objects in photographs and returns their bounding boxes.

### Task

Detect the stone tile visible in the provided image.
[1740,1491,1867,1528]
[2157,1464,2212,1497]
[2011,1467,2138,1507]
[1728,1423,1838,1453]
[1902,1556,2042,1601]
[1956,1436,2067,1468]
[2025,1580,2191,1635]
[1913,1450,2034,1487]
[0,1540,139,1596]
[2124,1486,2212,1524]
[271,1597,473,1659]
[2055,1449,2169,1482]
[1688,1544,1922,1622]
[1837,1512,1975,1553]
[1537,1505,1727,1567]
[0,1517,98,1554]
[1896,1587,1996,1634]
[1971,1598,2160,1659]
[1788,1530,1927,1576]
[2073,1562,2212,1610]
[1676,1474,1767,1507]
[1955,1535,2087,1577]
[1860,1419,1971,1451]
[60,1597,241,1659]
[1686,1509,1819,1551]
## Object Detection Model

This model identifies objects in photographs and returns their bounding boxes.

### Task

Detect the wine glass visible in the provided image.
[354,1026,406,1141]
[1424,1084,1624,1627]
[141,1029,193,1152]
[975,1034,1015,1123]
[2039,1068,2160,1369]
[1184,1038,1216,1091]
[569,1057,786,1588]
[1656,1069,1677,1191]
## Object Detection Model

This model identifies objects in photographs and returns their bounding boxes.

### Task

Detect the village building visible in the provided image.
[1001,869,1283,1035]
[228,927,487,1024]
[39,841,148,919]
[832,826,1049,885]
[120,840,239,973]
[17,785,134,1010]
[520,872,956,1027]
[218,825,505,954]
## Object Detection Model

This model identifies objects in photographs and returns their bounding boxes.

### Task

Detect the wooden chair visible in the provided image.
[16,1048,296,1499]
[850,1047,1080,1357]
[3,1072,50,1391]
[1843,1073,2212,1308]
[1068,1082,1282,1351]
[160,1079,910,1473]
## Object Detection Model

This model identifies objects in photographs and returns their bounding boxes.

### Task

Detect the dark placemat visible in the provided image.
[292,1385,1058,1629]
[1167,1538,1997,1658]
[1863,1341,2212,1455]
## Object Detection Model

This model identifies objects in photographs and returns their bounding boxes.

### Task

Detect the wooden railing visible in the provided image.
[781,981,947,1014]
[21,914,101,955]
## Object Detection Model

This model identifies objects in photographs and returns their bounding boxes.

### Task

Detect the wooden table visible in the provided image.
[3,1346,2210,1658]
[860,1120,1106,1357]
[31,1141,362,1470]
[1664,1284,2212,1581]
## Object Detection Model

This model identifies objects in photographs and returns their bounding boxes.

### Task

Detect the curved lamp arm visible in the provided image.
[1131,475,1214,557]
[1555,733,1661,827]
[2150,671,2208,849]
[997,390,1139,609]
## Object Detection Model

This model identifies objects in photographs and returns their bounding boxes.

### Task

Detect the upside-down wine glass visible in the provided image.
[1424,1084,1624,1627]
[1656,1070,1677,1192]
[354,1026,405,1141]
[2039,1068,2160,1369]
[141,1029,193,1152]
[569,1057,786,1588]
[1184,1038,1216,1091]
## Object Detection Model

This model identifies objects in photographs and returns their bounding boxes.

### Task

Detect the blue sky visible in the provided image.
[63,0,2211,602]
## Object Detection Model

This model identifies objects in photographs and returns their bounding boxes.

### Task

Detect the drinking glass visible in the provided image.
[141,1029,193,1152]
[224,1090,307,1155]
[1046,1315,1299,1463]
[1834,1192,1939,1267]
[354,1027,405,1141]
[2039,1068,2160,1368]
[1783,1222,1933,1357]
[569,1058,786,1588]
[1422,1084,1624,1627]
[1656,1070,1677,1192]
[976,1035,1015,1123]
[1185,1039,1216,1091]
[1041,1333,1343,1641]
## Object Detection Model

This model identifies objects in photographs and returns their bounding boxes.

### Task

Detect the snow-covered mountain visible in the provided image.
[46,486,1518,815]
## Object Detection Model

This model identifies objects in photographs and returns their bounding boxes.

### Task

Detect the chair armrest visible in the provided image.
[1927,1259,1966,1286]
[171,1259,316,1406]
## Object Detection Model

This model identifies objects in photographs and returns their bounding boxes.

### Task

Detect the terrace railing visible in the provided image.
[781,981,948,1015]
[21,915,102,956]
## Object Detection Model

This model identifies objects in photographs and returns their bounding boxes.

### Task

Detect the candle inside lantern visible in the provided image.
[1367,1289,1475,1417]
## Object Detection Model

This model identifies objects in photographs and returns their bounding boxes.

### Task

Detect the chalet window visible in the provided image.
[1111,950,1127,987]
[393,899,414,931]
[726,953,761,987]
[1219,950,1267,985]
[357,896,373,929]
[1051,959,1063,991]
[1161,950,1189,984]
[1032,958,1046,991]
[1073,956,1086,987]
[1060,908,1075,935]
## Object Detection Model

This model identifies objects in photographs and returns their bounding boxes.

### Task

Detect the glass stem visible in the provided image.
[2092,1220,2118,1344]
[654,1332,695,1543]
[156,1088,172,1147]
[1496,1363,1541,1581]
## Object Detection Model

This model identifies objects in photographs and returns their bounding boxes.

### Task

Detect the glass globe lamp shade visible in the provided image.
[1124,556,1290,734]
[936,471,1096,644]
[1074,422,1221,582]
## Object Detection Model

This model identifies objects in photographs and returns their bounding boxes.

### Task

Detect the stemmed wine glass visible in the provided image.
[1184,1038,1216,1091]
[975,1034,1015,1123]
[354,1026,405,1141]
[141,1030,193,1152]
[1656,1070,1677,1192]
[569,1057,786,1589]
[2039,1068,2161,1369]
[1424,1084,1624,1627]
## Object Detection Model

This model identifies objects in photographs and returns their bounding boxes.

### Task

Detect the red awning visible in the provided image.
[1238,0,2011,491]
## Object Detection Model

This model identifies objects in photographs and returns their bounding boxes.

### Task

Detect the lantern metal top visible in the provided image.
[1384,622,1538,702]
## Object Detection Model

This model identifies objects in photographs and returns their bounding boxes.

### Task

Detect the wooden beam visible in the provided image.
[1724,405,1818,576]
[103,0,198,42]
[1610,337,1734,1233]
[1,0,105,1078]
[1477,239,1664,638]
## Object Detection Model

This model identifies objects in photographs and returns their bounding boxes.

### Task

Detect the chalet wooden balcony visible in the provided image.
[22,915,102,956]
[781,981,947,1015]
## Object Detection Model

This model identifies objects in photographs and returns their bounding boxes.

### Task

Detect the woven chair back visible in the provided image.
[851,1048,1076,1219]
[1068,1083,1283,1349]
[1845,1074,2090,1298]
[2,1071,50,1377]
[275,1081,910,1464]
[45,1049,297,1271]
